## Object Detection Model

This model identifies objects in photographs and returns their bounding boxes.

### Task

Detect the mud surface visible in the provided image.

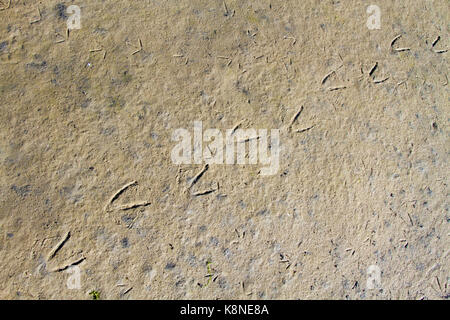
[0,0,448,299]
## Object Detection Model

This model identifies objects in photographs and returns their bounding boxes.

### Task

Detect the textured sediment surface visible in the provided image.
[0,0,448,299]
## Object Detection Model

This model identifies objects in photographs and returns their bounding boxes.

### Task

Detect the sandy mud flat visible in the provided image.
[0,0,448,299]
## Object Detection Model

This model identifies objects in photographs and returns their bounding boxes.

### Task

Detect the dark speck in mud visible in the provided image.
[257,209,268,216]
[0,41,7,53]
[218,277,228,289]
[101,126,116,136]
[121,214,134,224]
[165,262,176,270]
[209,237,219,246]
[175,279,185,287]
[26,61,47,71]
[55,3,67,20]
[120,237,129,248]
[11,185,31,197]
[216,193,227,200]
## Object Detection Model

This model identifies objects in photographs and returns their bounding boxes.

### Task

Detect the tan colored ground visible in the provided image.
[0,0,448,299]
